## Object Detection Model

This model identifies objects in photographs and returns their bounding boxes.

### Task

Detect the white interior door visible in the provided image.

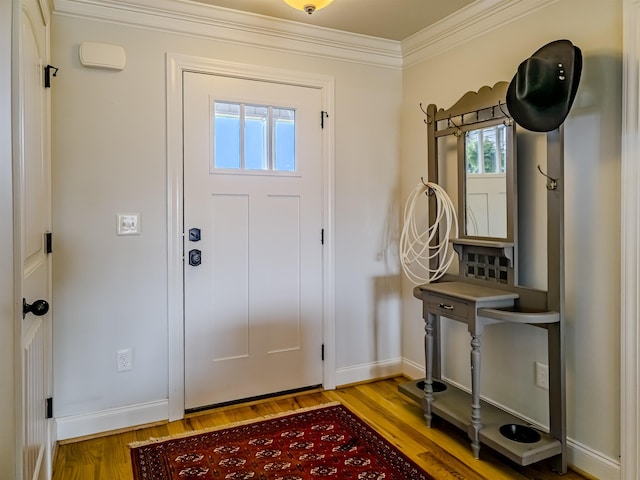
[466,174,507,237]
[183,71,324,410]
[18,0,52,478]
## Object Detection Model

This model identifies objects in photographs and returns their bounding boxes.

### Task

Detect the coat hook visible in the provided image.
[537,165,558,190]
[498,101,513,126]
[448,116,462,137]
[420,177,434,196]
[419,103,433,124]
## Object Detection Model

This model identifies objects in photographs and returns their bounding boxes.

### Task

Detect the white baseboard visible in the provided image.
[335,358,403,386]
[55,400,169,441]
[567,438,620,480]
[401,357,425,380]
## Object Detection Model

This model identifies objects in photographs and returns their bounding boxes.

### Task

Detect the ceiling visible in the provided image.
[188,0,476,41]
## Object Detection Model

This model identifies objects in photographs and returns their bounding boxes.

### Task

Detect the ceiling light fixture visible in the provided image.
[283,0,334,15]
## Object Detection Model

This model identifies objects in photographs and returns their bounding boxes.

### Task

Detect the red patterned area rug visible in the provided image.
[130,403,434,480]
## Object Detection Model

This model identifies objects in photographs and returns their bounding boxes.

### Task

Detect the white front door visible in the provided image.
[466,174,507,238]
[18,0,52,478]
[183,71,324,410]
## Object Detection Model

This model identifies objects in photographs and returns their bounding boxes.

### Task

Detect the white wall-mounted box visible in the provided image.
[79,42,126,70]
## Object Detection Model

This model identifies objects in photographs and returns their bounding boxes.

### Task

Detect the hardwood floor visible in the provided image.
[52,377,592,480]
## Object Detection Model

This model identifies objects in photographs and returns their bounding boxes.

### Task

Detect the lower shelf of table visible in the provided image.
[398,378,562,466]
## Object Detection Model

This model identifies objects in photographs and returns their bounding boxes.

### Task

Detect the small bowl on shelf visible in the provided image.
[416,380,447,393]
[499,424,541,443]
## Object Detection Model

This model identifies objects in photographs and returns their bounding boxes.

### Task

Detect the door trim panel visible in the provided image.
[166,53,335,421]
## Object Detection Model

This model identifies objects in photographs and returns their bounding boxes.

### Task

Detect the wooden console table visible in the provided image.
[400,280,564,467]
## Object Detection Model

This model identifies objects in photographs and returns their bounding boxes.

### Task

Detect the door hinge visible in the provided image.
[321,344,325,361]
[44,65,59,88]
[45,232,53,254]
[321,229,324,245]
[321,111,329,129]
[46,397,53,419]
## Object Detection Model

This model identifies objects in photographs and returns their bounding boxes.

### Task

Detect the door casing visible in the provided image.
[14,0,53,477]
[165,53,336,421]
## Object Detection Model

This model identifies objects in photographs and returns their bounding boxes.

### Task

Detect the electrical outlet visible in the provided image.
[535,361,549,390]
[117,348,133,372]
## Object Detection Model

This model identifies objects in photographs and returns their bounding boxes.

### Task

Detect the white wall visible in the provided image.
[50,12,402,426]
[0,0,17,478]
[401,0,621,476]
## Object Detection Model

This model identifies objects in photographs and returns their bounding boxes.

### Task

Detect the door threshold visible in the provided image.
[185,384,324,415]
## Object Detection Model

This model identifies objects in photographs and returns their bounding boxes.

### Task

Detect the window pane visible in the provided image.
[213,102,298,173]
[274,108,295,172]
[465,131,480,174]
[214,102,241,169]
[244,105,268,170]
[482,128,497,173]
[498,124,506,172]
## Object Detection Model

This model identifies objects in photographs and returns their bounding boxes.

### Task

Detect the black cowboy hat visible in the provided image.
[506,39,582,132]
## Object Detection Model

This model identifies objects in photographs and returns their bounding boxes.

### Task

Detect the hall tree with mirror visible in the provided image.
[399,39,580,472]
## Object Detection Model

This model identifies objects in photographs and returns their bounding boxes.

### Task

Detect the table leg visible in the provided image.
[423,313,435,427]
[470,333,482,458]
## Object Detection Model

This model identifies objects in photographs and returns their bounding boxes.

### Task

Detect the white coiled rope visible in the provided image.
[400,181,459,284]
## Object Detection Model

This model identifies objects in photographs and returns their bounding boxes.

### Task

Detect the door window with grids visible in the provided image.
[214,101,296,172]
[465,124,506,175]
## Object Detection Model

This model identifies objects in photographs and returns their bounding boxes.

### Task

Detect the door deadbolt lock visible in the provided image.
[189,249,202,267]
[189,228,201,242]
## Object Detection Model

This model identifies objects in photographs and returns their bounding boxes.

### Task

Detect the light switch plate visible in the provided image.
[117,213,140,235]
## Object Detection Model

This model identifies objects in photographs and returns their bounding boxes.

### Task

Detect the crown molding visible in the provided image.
[52,0,561,71]
[401,0,561,68]
[51,0,403,69]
